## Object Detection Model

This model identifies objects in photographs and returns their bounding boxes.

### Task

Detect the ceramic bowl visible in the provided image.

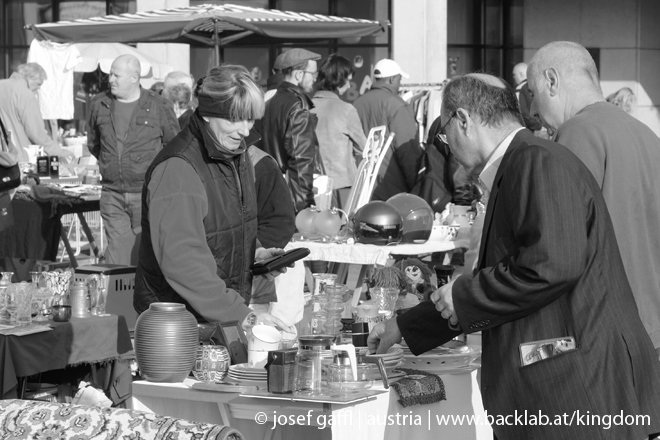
[428,224,460,242]
[51,305,72,322]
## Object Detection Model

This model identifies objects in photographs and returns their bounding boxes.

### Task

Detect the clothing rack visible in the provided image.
[400,82,447,90]
[398,83,446,143]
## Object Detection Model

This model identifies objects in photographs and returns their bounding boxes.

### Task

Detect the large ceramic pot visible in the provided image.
[135,302,199,382]
[192,345,231,382]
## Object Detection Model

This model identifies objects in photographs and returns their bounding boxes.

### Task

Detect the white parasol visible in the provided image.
[73,42,174,79]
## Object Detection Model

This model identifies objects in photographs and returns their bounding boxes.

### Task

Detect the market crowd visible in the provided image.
[1,39,660,440]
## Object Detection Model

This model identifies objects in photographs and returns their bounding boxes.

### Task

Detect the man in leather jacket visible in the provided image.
[256,48,324,213]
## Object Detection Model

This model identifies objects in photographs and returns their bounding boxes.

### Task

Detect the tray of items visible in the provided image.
[400,340,481,374]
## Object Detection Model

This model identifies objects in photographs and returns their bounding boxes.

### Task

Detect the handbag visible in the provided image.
[0,117,20,192]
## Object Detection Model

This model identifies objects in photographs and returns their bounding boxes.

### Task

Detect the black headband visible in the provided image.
[197,92,232,119]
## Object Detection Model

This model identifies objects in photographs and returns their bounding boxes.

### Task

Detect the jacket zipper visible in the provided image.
[229,158,248,296]
[104,95,146,193]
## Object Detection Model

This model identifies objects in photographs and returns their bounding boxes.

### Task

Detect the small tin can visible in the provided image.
[69,281,90,318]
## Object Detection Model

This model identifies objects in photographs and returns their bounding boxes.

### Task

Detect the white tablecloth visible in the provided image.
[269,239,467,326]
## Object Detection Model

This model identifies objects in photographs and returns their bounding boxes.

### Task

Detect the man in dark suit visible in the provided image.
[368,73,660,440]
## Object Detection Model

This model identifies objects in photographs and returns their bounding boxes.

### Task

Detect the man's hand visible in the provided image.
[430,279,459,326]
[367,318,402,354]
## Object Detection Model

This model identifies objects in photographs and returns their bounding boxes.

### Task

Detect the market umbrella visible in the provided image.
[73,42,174,78]
[27,4,387,65]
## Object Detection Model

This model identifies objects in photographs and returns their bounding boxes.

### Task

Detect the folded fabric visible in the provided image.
[390,368,446,407]
[27,183,83,217]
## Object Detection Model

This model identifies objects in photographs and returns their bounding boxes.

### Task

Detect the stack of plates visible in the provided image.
[368,345,404,370]
[228,364,268,384]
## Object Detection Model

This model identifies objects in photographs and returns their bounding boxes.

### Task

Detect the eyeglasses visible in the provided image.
[436,113,456,144]
[301,70,319,79]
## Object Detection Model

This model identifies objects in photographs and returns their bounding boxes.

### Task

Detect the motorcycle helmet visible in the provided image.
[352,201,403,245]
[387,193,435,243]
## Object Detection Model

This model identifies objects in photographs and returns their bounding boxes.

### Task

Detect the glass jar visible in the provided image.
[69,281,90,318]
[312,273,337,297]
[311,294,328,313]
[310,311,327,335]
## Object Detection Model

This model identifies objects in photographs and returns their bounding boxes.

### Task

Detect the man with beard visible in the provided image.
[256,49,324,213]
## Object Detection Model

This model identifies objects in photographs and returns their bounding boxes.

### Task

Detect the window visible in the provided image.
[447,0,523,85]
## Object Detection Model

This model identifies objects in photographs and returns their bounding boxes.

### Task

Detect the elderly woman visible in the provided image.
[134,65,291,331]
[311,54,367,209]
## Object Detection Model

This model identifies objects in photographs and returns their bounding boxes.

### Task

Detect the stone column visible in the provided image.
[392,0,447,84]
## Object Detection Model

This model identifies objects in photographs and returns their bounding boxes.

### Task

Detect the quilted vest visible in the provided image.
[134,114,258,322]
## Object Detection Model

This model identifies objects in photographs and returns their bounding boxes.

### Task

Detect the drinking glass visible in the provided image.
[0,271,13,324]
[13,282,33,326]
[44,270,73,306]
[32,287,51,322]
[88,274,110,316]
[369,287,400,318]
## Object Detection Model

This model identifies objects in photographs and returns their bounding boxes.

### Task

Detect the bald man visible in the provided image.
[88,54,179,265]
[528,41,660,358]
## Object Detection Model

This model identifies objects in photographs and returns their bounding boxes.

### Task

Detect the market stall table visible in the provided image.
[0,314,134,405]
[271,237,469,326]
[0,187,101,278]
[130,368,491,440]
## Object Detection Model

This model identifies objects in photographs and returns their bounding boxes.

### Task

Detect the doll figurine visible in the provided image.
[395,258,436,303]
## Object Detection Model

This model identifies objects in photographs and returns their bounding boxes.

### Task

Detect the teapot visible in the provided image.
[293,335,352,396]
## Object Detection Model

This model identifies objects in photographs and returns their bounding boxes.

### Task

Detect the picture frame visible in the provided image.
[217,320,248,365]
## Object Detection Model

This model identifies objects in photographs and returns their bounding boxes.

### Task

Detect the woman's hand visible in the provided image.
[250,304,295,333]
[254,247,293,281]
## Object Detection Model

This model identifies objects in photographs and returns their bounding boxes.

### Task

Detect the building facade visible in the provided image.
[2,0,659,133]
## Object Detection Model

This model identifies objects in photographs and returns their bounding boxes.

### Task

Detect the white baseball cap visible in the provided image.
[373,59,409,79]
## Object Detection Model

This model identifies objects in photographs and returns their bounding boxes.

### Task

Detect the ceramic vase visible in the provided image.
[135,302,199,382]
[192,345,231,382]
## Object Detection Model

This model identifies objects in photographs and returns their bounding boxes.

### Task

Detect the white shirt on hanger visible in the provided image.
[27,39,82,120]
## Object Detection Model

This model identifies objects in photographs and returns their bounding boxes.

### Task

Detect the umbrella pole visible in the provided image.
[213,19,220,67]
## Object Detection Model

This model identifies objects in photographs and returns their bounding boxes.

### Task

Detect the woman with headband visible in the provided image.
[134,65,293,332]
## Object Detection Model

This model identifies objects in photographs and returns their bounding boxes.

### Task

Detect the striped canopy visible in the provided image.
[28,4,387,46]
